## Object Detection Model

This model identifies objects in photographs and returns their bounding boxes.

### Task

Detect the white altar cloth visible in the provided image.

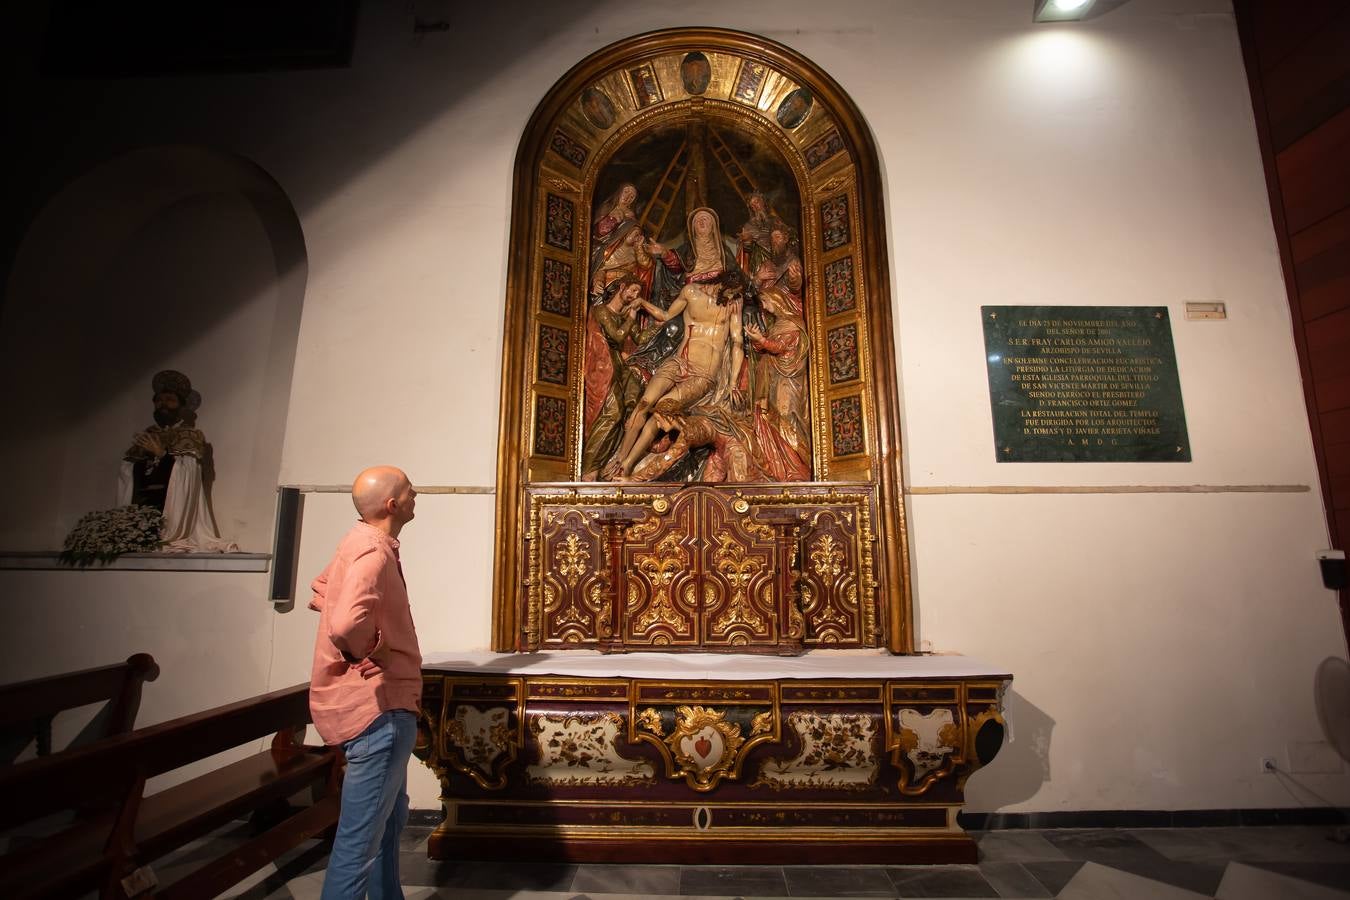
[422,649,1010,681]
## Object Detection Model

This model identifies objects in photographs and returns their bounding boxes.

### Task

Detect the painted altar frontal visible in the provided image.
[415,29,1011,863]
[418,651,1009,863]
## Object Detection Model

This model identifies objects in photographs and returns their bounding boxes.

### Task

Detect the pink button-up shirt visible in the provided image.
[308,521,422,745]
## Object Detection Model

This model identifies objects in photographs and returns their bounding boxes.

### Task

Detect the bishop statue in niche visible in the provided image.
[120,370,238,552]
[581,121,810,483]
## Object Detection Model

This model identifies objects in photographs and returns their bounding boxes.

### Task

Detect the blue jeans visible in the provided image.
[321,709,416,900]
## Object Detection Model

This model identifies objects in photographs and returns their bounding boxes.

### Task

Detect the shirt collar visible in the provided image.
[355,519,400,552]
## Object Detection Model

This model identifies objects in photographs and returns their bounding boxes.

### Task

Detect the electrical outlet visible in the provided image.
[1260,757,1277,773]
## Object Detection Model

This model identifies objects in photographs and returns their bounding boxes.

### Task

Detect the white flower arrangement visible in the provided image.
[60,505,165,566]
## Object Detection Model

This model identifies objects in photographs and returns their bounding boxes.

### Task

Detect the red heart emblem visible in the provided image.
[695,736,713,758]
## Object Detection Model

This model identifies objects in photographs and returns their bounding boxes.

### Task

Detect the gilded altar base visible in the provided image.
[417,651,1009,864]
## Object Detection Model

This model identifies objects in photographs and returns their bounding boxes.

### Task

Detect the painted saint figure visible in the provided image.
[581,277,655,480]
[119,370,238,552]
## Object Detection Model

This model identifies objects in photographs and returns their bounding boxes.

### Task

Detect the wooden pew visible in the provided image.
[0,683,342,900]
[0,653,159,762]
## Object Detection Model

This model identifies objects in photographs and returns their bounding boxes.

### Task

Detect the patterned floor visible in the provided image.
[155,823,1350,899]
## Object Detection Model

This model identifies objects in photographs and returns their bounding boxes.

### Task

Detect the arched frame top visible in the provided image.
[492,28,912,653]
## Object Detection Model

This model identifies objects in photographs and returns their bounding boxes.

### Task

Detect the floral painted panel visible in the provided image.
[830,395,864,457]
[536,324,570,386]
[823,256,856,315]
[754,711,878,789]
[820,195,850,252]
[549,129,587,168]
[525,712,655,786]
[534,395,568,458]
[805,129,845,169]
[827,323,859,384]
[541,258,573,318]
[545,193,575,251]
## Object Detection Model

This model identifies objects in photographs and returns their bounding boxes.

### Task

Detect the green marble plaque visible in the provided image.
[982,306,1191,462]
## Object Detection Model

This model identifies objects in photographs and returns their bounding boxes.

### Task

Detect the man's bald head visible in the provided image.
[352,466,415,532]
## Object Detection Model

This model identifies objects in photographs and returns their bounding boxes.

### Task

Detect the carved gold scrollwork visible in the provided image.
[443,705,516,790]
[554,597,592,630]
[588,582,610,637]
[544,175,581,194]
[894,708,963,796]
[711,532,766,635]
[957,704,1007,789]
[636,707,664,737]
[632,534,691,634]
[810,534,844,580]
[556,532,591,587]
[662,705,746,791]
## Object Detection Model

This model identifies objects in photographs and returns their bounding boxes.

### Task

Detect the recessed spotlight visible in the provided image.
[1033,0,1097,22]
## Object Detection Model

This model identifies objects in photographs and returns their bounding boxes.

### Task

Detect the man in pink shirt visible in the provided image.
[310,466,422,900]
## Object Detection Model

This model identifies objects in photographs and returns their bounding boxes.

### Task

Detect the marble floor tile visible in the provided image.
[679,865,789,896]
[1217,862,1350,900]
[977,861,1054,898]
[571,863,682,895]
[1097,856,1226,896]
[1038,829,1163,867]
[394,850,462,887]
[781,865,895,896]
[1127,828,1255,863]
[1020,860,1087,896]
[400,824,434,853]
[886,864,999,897]
[278,869,325,900]
[426,859,578,891]
[1057,861,1210,900]
[973,831,1072,863]
[1183,827,1350,864]
[1243,861,1350,894]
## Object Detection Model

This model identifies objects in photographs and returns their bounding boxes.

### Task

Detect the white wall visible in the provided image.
[3,0,1346,813]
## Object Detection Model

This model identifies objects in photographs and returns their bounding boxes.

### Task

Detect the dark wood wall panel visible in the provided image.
[1247,0,1344,73]
[1274,106,1350,233]
[1291,207,1350,321]
[1237,0,1350,644]
[1261,11,1350,149]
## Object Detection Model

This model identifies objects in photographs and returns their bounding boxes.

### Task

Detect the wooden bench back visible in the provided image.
[0,653,159,760]
[0,683,314,829]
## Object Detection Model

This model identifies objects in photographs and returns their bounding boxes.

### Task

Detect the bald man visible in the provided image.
[309,466,421,900]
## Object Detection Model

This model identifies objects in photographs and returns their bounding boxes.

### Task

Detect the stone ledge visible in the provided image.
[0,552,271,572]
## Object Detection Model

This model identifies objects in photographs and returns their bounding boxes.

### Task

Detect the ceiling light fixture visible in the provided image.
[1033,0,1097,22]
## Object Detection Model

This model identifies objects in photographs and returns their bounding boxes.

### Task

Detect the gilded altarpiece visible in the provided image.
[495,27,911,655]
[419,28,1009,865]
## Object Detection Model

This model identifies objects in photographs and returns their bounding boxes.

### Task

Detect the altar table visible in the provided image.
[417,650,1010,864]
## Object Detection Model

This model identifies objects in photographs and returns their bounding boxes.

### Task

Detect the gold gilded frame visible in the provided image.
[494,28,912,652]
